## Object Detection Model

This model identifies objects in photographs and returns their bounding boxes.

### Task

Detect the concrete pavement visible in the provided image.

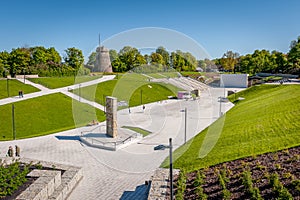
[0,76,236,199]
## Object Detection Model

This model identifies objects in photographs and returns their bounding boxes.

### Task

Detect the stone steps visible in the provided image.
[1,157,82,200]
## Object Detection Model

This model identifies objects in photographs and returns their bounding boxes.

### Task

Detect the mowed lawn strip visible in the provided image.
[163,85,300,172]
[0,93,105,140]
[28,75,102,89]
[74,73,181,107]
[0,79,40,99]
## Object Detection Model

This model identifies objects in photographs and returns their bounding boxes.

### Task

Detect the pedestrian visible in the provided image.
[18,90,21,98]
[7,146,13,157]
[15,145,20,157]
[21,90,23,98]
[142,105,145,112]
[128,107,131,113]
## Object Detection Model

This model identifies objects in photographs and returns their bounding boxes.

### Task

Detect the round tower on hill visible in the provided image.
[95,46,113,72]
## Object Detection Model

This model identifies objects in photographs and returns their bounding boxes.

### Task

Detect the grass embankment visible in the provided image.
[74,73,181,108]
[121,126,152,136]
[0,93,105,140]
[163,84,300,172]
[28,75,102,89]
[0,79,40,99]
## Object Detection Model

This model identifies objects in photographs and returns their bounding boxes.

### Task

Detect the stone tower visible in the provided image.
[95,46,113,72]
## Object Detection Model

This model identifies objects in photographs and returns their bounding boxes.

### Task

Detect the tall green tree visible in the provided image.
[156,46,170,66]
[8,48,31,77]
[288,36,300,74]
[219,51,239,72]
[150,52,164,64]
[0,51,10,77]
[64,47,84,71]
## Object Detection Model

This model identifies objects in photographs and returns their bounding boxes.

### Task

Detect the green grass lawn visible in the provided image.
[162,84,300,172]
[0,79,40,100]
[0,93,105,140]
[121,126,152,136]
[28,75,103,89]
[180,71,203,77]
[73,73,181,108]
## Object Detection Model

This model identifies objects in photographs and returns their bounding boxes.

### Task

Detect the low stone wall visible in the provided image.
[147,168,180,200]
[1,157,82,200]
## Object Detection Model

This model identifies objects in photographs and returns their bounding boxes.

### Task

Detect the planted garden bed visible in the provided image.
[174,146,300,199]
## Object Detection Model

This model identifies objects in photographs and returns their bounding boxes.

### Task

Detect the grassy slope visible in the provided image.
[0,79,40,99]
[164,85,300,171]
[28,75,102,89]
[74,73,181,107]
[0,93,105,140]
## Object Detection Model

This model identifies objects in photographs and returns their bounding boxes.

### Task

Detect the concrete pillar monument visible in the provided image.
[106,96,117,138]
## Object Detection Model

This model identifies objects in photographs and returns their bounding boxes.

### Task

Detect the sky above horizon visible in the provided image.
[0,0,300,60]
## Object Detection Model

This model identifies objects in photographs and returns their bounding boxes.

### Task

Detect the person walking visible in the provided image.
[142,105,145,112]
[15,145,20,157]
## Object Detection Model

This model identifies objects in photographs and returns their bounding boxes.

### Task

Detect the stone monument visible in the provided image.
[106,96,117,138]
[95,46,113,73]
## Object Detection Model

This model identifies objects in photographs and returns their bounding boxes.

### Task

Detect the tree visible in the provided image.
[109,49,118,62]
[0,51,10,77]
[87,52,96,67]
[119,46,142,70]
[150,52,164,64]
[64,47,84,71]
[8,48,31,77]
[288,36,300,74]
[219,51,240,72]
[156,46,170,66]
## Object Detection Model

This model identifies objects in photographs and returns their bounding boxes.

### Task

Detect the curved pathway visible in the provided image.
[0,76,236,199]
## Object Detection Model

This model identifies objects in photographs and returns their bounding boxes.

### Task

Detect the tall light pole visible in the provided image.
[219,96,222,117]
[169,138,173,200]
[140,89,143,105]
[7,78,10,97]
[180,108,187,144]
[23,67,26,83]
[184,108,187,144]
[12,104,16,140]
[79,84,81,102]
[154,138,173,200]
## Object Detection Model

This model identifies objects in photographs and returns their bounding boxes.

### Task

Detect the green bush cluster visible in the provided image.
[241,169,262,200]
[268,173,293,200]
[0,160,30,198]
[175,170,187,200]
[217,167,231,200]
[193,170,207,200]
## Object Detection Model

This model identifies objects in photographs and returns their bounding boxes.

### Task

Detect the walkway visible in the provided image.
[0,76,235,199]
[0,75,115,111]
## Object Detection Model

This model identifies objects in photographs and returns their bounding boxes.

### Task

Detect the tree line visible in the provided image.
[0,46,89,77]
[1,35,299,77]
[86,46,198,73]
[214,36,300,75]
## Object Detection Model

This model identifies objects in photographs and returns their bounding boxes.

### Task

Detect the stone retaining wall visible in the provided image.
[0,157,82,200]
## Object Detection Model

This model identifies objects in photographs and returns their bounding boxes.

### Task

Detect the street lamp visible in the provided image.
[140,89,143,105]
[154,138,173,200]
[79,84,81,102]
[23,67,26,83]
[7,77,10,97]
[180,108,187,144]
[12,104,16,140]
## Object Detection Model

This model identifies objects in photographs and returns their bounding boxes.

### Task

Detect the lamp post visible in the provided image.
[140,89,143,105]
[180,108,187,144]
[79,84,81,102]
[219,96,222,117]
[23,68,26,83]
[12,104,16,140]
[7,78,10,97]
[154,138,173,200]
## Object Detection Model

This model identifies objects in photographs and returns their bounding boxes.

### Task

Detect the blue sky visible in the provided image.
[0,0,299,59]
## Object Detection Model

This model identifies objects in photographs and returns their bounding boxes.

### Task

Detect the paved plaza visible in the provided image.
[0,76,237,199]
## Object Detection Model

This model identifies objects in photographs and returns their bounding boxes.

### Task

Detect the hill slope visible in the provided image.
[165,85,300,171]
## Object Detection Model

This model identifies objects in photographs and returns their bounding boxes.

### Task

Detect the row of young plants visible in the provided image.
[0,160,30,197]
[217,167,231,200]
[175,147,300,199]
